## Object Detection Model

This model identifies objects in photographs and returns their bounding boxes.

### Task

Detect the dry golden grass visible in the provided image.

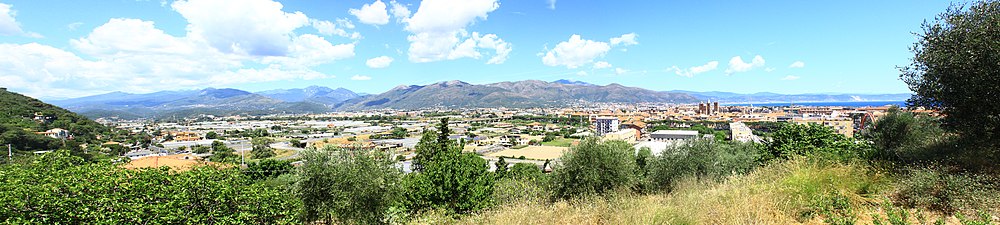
[416,159,998,225]
[120,154,216,171]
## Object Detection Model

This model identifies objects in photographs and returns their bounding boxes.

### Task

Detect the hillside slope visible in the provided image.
[0,88,109,154]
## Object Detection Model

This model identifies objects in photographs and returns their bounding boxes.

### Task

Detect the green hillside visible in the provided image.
[0,88,111,156]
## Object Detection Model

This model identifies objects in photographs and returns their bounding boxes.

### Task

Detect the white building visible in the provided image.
[729,122,763,143]
[594,117,620,136]
[649,130,699,141]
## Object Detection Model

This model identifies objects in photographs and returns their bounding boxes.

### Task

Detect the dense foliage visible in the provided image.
[549,138,637,199]
[901,0,1000,148]
[648,139,764,192]
[297,146,402,224]
[404,118,495,214]
[765,123,869,161]
[0,89,111,157]
[0,151,298,224]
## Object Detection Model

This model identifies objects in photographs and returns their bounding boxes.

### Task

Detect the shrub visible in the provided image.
[648,139,763,192]
[549,138,637,199]
[859,107,946,163]
[894,167,999,214]
[297,146,403,224]
[0,150,297,224]
[403,118,495,214]
[765,123,868,161]
[244,159,293,181]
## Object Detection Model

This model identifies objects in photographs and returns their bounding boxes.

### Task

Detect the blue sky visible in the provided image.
[0,0,957,100]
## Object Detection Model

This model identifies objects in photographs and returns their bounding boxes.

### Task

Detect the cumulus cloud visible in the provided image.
[349,0,390,25]
[668,61,719,77]
[789,61,805,68]
[593,61,612,69]
[725,55,765,74]
[312,19,361,39]
[402,0,510,64]
[351,75,372,80]
[366,56,394,68]
[615,68,628,75]
[781,75,800,80]
[172,0,310,56]
[0,3,40,37]
[610,33,638,46]
[389,1,411,22]
[2,0,357,99]
[541,34,611,69]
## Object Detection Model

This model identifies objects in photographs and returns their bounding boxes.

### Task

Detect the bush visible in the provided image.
[860,108,946,163]
[297,146,403,224]
[403,118,495,214]
[0,151,297,224]
[549,138,637,199]
[244,159,293,181]
[894,167,999,214]
[494,163,548,206]
[648,139,763,192]
[765,123,868,161]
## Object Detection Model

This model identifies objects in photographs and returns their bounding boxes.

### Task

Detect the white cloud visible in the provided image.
[366,56,394,68]
[542,34,611,69]
[0,3,40,37]
[351,75,372,80]
[781,75,800,80]
[610,33,638,46]
[172,0,310,56]
[593,61,612,69]
[66,22,84,31]
[403,0,509,64]
[349,0,390,26]
[2,0,357,99]
[576,71,587,76]
[789,61,805,68]
[764,67,775,72]
[312,19,361,39]
[725,55,765,74]
[615,68,628,75]
[668,61,719,77]
[546,0,556,9]
[389,1,411,22]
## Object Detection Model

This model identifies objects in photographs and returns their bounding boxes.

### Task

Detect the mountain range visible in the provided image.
[42,80,911,119]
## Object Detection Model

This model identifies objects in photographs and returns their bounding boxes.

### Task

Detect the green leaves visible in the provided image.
[0,150,298,224]
[297,146,403,224]
[549,138,638,199]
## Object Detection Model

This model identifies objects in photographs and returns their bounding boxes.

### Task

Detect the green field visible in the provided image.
[541,138,574,147]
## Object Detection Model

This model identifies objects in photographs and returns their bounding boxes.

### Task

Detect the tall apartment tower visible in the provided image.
[713,102,719,114]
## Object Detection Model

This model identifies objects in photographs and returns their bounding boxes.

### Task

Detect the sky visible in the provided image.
[0,0,959,100]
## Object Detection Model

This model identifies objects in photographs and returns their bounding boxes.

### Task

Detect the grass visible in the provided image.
[541,138,574,147]
[412,158,999,224]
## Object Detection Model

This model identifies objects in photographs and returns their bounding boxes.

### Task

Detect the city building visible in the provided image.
[602,128,639,143]
[729,122,762,143]
[594,116,620,136]
[649,130,699,141]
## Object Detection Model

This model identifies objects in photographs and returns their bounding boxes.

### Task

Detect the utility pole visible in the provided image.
[241,140,246,167]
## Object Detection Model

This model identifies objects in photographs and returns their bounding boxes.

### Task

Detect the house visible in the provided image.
[37,128,70,139]
[649,130,699,141]
[499,135,528,147]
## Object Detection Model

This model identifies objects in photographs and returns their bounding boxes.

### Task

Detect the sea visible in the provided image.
[724,101,906,107]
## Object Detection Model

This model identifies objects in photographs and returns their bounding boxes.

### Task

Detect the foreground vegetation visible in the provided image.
[2,1,999,224]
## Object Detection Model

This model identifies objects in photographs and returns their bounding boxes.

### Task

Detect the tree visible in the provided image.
[205,131,220,140]
[297,146,402,224]
[860,107,945,163]
[192,145,210,154]
[210,140,235,163]
[901,0,1000,146]
[495,156,509,179]
[549,138,637,199]
[390,127,408,139]
[765,123,867,161]
[244,159,292,181]
[403,118,494,214]
[251,137,275,159]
